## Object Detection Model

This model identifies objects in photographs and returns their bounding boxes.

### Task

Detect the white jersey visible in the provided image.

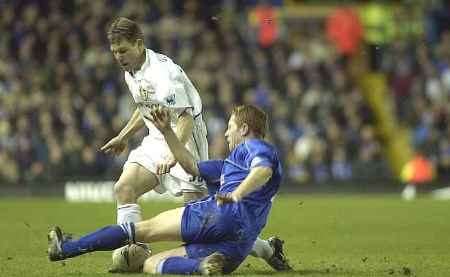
[124,49,203,141]
[123,49,208,195]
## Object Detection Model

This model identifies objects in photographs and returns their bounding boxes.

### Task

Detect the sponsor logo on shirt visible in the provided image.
[164,94,176,106]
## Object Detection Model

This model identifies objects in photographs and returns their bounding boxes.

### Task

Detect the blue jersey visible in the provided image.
[197,138,282,238]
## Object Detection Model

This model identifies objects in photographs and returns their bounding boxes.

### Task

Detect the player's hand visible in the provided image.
[148,105,171,132]
[100,136,127,155]
[216,193,240,206]
[155,155,177,175]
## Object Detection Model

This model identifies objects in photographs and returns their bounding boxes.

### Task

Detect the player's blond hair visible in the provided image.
[232,104,267,138]
[107,17,144,43]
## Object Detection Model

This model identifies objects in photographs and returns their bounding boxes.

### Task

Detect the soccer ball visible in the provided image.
[110,244,151,273]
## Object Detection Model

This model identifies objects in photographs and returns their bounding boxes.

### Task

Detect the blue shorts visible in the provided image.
[181,196,255,273]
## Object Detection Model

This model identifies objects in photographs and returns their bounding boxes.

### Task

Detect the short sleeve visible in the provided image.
[246,141,276,169]
[160,62,193,114]
[148,54,196,118]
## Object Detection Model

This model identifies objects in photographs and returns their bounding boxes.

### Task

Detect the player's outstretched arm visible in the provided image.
[101,108,145,154]
[117,107,145,141]
[149,106,200,176]
[217,166,272,205]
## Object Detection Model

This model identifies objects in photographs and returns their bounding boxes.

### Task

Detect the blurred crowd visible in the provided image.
[386,35,450,179]
[0,0,448,185]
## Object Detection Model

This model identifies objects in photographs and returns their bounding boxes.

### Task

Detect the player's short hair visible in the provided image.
[107,17,144,44]
[232,104,267,138]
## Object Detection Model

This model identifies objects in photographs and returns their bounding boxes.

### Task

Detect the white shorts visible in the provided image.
[124,135,207,197]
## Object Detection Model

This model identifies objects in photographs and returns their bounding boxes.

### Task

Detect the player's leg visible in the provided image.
[249,237,273,259]
[48,208,184,261]
[114,163,159,224]
[48,197,235,263]
[143,247,187,273]
[249,236,292,271]
[155,197,247,275]
[134,207,184,242]
[143,246,226,275]
[48,224,134,261]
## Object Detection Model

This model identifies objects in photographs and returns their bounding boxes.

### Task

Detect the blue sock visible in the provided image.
[61,223,135,258]
[160,256,200,275]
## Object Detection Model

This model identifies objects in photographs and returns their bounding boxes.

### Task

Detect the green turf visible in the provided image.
[1,195,449,276]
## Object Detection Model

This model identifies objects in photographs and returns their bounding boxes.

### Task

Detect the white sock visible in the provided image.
[249,237,273,260]
[117,203,142,224]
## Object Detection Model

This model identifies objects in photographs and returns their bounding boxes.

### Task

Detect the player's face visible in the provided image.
[110,39,144,72]
[225,115,244,151]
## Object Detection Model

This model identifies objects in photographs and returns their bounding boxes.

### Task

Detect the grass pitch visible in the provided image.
[1,194,449,276]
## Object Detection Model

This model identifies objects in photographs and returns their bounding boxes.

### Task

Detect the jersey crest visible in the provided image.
[139,86,155,102]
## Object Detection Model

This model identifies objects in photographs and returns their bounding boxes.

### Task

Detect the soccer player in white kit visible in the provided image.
[101,17,291,271]
[101,17,208,224]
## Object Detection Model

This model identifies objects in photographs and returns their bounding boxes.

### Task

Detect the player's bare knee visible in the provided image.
[113,181,136,204]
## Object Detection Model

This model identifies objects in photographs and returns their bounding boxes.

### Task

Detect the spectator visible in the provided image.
[0,1,447,186]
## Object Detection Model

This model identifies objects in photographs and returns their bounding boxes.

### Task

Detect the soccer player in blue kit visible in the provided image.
[47,104,290,275]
